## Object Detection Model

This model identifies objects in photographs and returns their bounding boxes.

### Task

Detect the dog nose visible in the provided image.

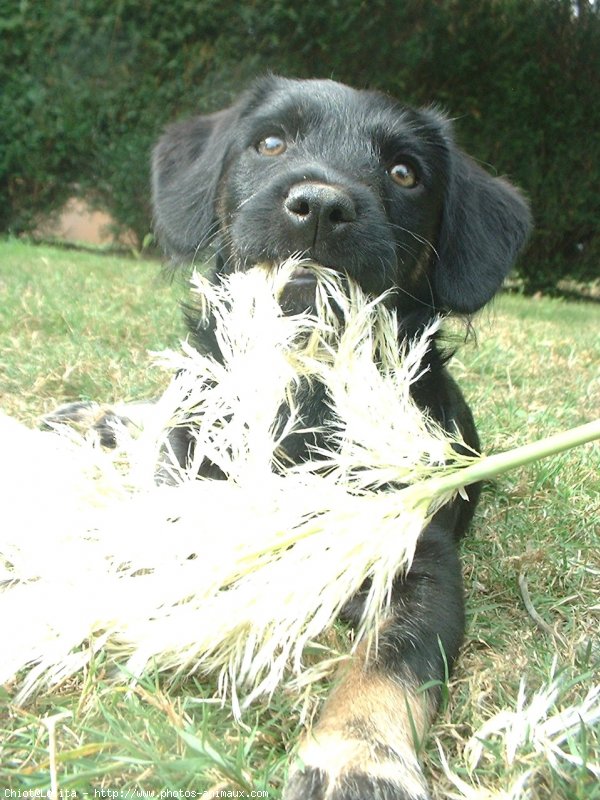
[284,183,357,236]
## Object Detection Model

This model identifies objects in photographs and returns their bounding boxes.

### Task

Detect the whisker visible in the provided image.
[387,223,440,261]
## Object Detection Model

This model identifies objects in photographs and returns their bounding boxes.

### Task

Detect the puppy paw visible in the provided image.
[284,765,430,799]
[41,401,135,448]
[283,660,435,800]
[283,729,431,800]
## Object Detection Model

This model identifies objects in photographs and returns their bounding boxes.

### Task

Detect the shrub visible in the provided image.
[1,0,598,291]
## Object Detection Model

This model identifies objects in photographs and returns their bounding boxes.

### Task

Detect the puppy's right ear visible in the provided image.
[152,107,238,258]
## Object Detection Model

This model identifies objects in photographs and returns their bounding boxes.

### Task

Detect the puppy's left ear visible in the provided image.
[433,149,532,313]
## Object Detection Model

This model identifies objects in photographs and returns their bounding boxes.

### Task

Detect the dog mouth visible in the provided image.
[255,260,320,284]
[251,259,355,319]
[288,265,318,286]
[254,259,320,291]
[256,260,320,315]
[281,267,318,315]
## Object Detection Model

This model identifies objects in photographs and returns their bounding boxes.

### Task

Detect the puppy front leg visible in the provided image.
[284,521,465,800]
[285,665,434,800]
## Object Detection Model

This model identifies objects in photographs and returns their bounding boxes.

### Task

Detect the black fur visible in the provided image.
[152,76,532,798]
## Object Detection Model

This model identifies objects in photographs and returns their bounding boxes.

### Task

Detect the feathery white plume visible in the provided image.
[1,260,475,708]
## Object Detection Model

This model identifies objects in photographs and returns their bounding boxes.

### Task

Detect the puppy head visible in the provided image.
[152,76,531,315]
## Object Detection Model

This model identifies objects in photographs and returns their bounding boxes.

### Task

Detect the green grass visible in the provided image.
[1,239,598,798]
[0,239,187,423]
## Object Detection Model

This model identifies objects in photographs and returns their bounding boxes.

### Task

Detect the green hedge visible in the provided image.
[1,0,598,292]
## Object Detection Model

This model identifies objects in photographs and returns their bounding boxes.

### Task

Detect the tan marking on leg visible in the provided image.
[291,658,434,799]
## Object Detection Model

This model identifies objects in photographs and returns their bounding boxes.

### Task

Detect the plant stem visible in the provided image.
[416,418,600,504]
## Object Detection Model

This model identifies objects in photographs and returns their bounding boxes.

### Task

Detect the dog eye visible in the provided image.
[389,162,418,188]
[257,135,287,156]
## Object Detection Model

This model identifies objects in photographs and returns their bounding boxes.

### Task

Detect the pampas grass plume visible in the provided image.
[1,260,598,711]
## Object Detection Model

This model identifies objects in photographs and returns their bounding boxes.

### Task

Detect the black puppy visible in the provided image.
[152,76,531,799]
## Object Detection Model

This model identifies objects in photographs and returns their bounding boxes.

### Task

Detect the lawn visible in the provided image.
[1,239,598,799]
